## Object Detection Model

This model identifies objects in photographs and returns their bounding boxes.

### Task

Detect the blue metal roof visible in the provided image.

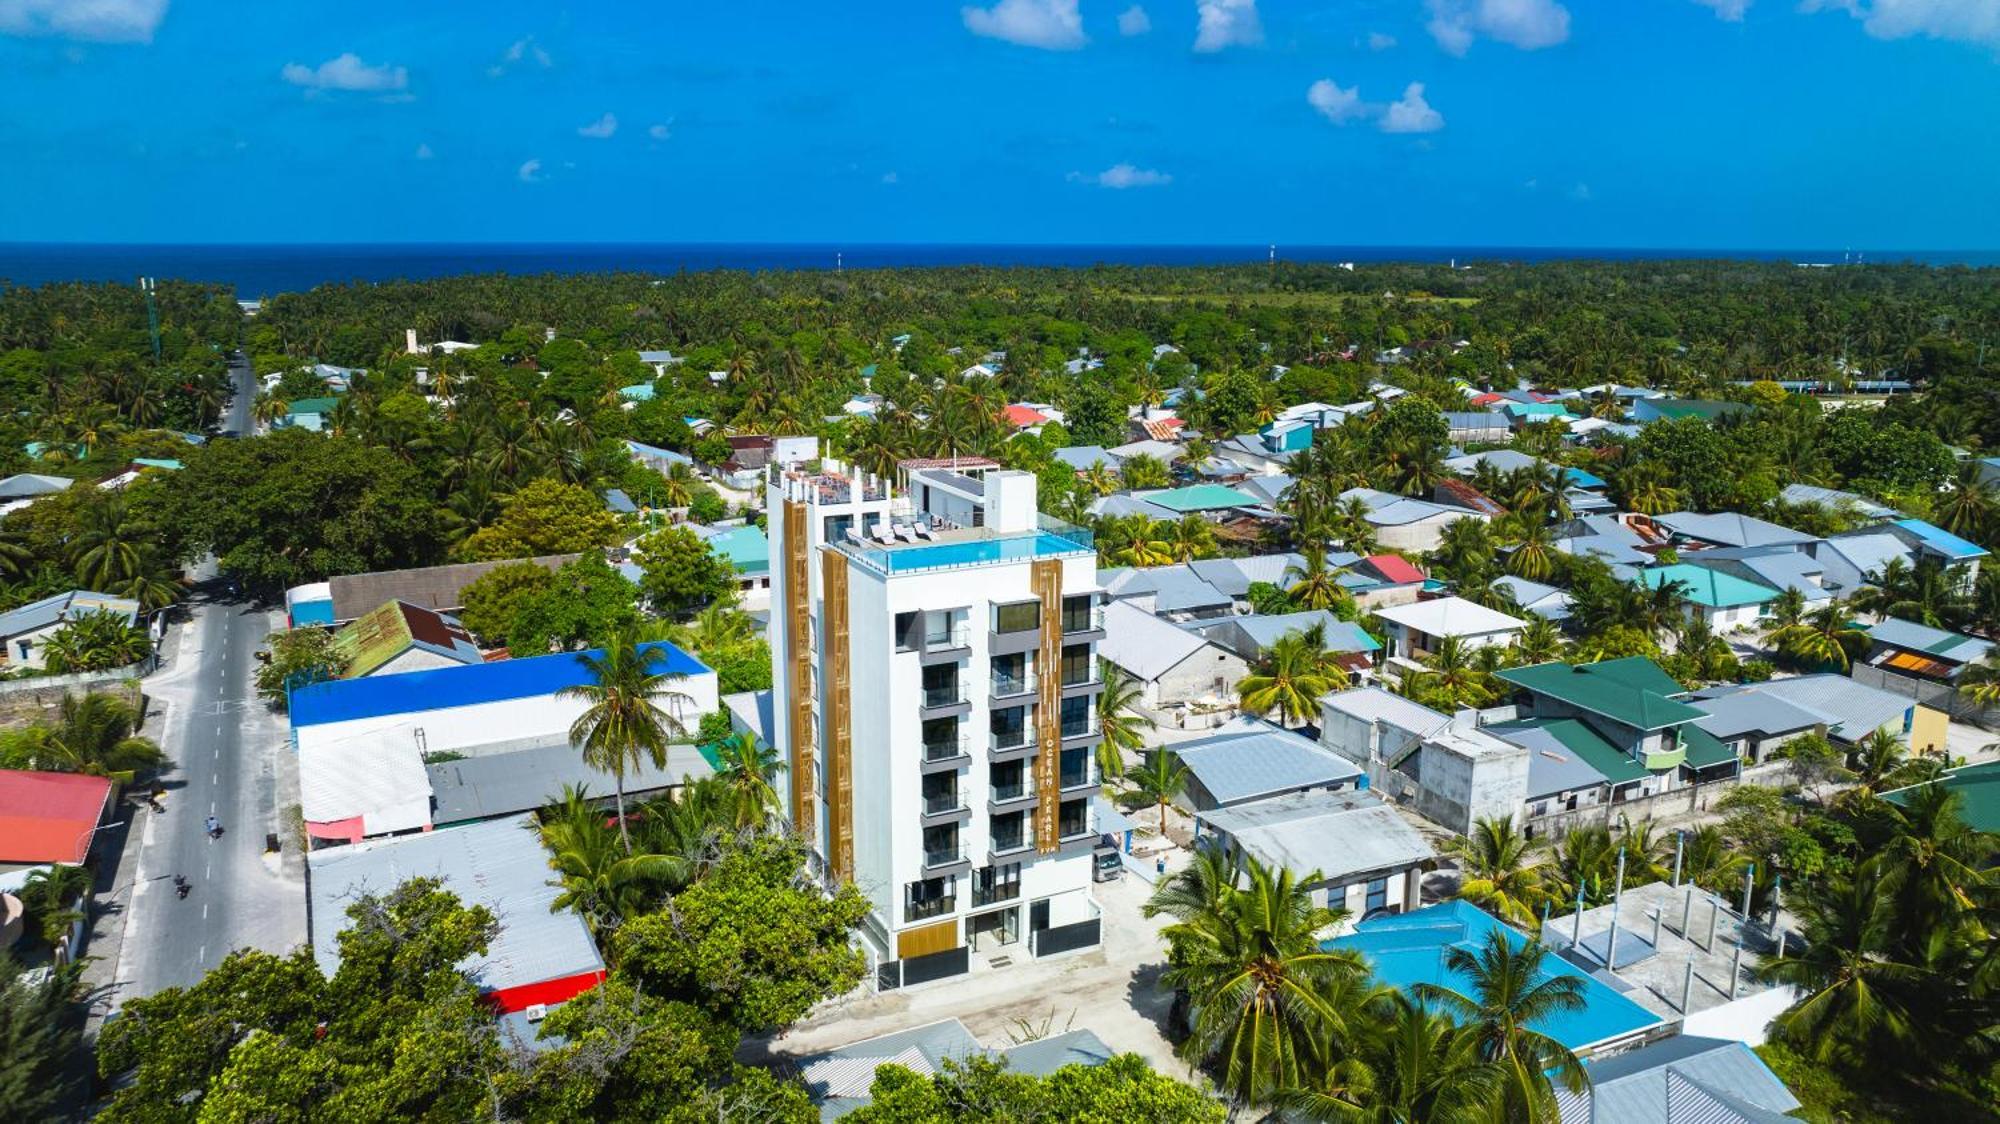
[291,640,709,728]
[1893,518,1990,561]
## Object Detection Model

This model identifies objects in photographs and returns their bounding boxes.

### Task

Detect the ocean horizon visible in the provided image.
[1,241,1993,297]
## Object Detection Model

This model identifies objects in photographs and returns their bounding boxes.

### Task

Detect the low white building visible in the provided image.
[1195,789,1435,922]
[1098,600,1248,716]
[0,590,142,669]
[1371,597,1528,661]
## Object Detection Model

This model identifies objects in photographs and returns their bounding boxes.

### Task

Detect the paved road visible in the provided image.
[106,349,305,1001]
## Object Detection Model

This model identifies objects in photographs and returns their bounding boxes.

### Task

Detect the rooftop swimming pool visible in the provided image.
[1329,901,1662,1051]
[847,530,1092,574]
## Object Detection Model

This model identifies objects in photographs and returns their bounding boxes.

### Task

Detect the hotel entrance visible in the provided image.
[968,905,1020,954]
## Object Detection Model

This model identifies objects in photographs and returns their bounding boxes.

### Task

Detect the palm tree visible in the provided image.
[1162,856,1373,1106]
[1770,601,1868,670]
[1760,587,1807,644]
[535,787,685,935]
[1447,815,1548,929]
[1165,514,1216,563]
[1550,823,1621,906]
[1953,649,2000,709]
[252,391,290,427]
[1239,626,1348,726]
[1755,860,1923,1062]
[1678,825,1750,896]
[19,863,93,946]
[1285,544,1350,612]
[1509,617,1567,667]
[557,629,692,853]
[0,692,164,777]
[1933,459,1995,541]
[1127,749,1188,835]
[711,731,784,830]
[69,497,143,587]
[1277,991,1504,1123]
[1080,461,1118,497]
[1873,784,1994,945]
[1094,661,1151,783]
[1142,843,1241,925]
[1503,517,1557,582]
[1121,453,1171,490]
[1405,636,1494,710]
[1415,931,1589,1121]
[41,611,151,674]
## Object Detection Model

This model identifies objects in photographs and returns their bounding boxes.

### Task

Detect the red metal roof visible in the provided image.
[0,770,111,863]
[1363,554,1427,585]
[1002,404,1050,427]
[1468,393,1505,407]
[1140,417,1185,442]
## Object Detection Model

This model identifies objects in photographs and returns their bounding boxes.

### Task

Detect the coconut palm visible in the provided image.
[1405,636,1495,710]
[1550,823,1620,905]
[1114,520,1174,568]
[1678,825,1750,896]
[1277,991,1505,1124]
[1508,617,1567,667]
[1415,930,1589,1121]
[1239,626,1349,726]
[557,629,692,853]
[1755,860,1924,1062]
[1127,749,1188,835]
[1080,461,1118,497]
[20,863,93,946]
[1286,545,1350,612]
[1165,514,1217,563]
[1447,815,1549,929]
[1760,587,1807,643]
[1162,856,1373,1106]
[1121,453,1171,490]
[1873,784,1995,946]
[711,731,784,830]
[1143,843,1242,925]
[40,611,151,674]
[69,497,144,587]
[1933,459,1995,541]
[1770,601,1868,670]
[0,692,164,777]
[536,786,686,935]
[1952,649,2000,708]
[1094,661,1151,782]
[1503,517,1558,582]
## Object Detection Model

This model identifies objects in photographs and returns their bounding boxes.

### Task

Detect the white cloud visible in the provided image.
[881,171,900,184]
[1306,79,1367,124]
[490,35,551,76]
[1380,82,1445,133]
[1367,31,1397,49]
[962,0,1086,49]
[1118,4,1152,34]
[1691,0,1750,20]
[1194,0,1263,51]
[414,143,433,160]
[1803,0,2000,49]
[648,123,672,141]
[1569,182,1592,201]
[518,158,543,183]
[578,112,617,139]
[1425,0,1570,55]
[1072,163,1172,188]
[282,52,408,92]
[0,0,167,43]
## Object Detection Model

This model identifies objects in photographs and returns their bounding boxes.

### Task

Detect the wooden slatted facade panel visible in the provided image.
[822,550,854,883]
[783,500,816,835]
[897,918,960,960]
[1031,559,1063,854]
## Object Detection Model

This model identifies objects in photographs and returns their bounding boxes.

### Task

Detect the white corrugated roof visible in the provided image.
[298,726,432,834]
[1373,596,1528,638]
[1099,599,1211,682]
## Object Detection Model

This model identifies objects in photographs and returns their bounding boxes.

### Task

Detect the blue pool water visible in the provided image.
[880,532,1088,573]
[1329,901,1662,1050]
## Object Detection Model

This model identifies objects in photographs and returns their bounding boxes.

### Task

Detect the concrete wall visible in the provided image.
[1413,735,1529,835]
[1147,645,1249,709]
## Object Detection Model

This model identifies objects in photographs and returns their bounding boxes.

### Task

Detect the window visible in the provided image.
[1365,877,1388,914]
[1058,797,1089,839]
[921,718,961,761]
[973,862,1021,907]
[922,773,959,814]
[823,514,853,544]
[922,664,961,707]
[1060,595,1096,632]
[992,653,1031,695]
[994,601,1041,635]
[923,825,961,866]
[1060,644,1093,686]
[991,706,1030,749]
[990,811,1029,852]
[990,761,1026,801]
[1059,748,1090,789]
[905,876,956,921]
[895,611,920,653]
[1060,696,1093,737]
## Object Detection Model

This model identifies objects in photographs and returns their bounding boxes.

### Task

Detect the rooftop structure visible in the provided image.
[1635,564,1779,610]
[318,553,579,624]
[1195,789,1434,920]
[1861,616,1993,681]
[1174,718,1364,810]
[792,1018,1114,1119]
[1555,1033,1801,1123]
[0,770,113,866]
[1776,483,1898,521]
[306,816,606,1014]
[328,600,483,678]
[1694,673,1929,746]
[1654,512,1817,551]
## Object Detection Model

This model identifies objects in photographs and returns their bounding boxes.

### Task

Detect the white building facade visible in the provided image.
[767,459,1106,988]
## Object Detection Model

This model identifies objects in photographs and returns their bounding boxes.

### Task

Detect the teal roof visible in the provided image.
[1495,659,1706,731]
[1637,564,1778,609]
[1487,718,1650,784]
[1142,484,1259,513]
[1681,724,1738,770]
[287,396,341,416]
[133,458,182,471]
[705,525,769,575]
[1882,761,2000,833]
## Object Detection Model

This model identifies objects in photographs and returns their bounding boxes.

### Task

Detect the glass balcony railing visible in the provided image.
[1059,765,1093,790]
[1059,663,1098,689]
[923,734,969,762]
[923,790,965,815]
[923,845,967,869]
[924,623,971,651]
[991,671,1038,697]
[905,895,954,922]
[972,879,1021,907]
[990,832,1033,855]
[991,729,1036,753]
[922,681,967,708]
[990,780,1028,802]
[1061,605,1106,633]
[1060,717,1098,739]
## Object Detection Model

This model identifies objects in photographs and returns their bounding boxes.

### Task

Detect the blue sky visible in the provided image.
[1,1,1995,248]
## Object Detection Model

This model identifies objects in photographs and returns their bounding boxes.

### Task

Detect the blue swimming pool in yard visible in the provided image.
[1329,900,1663,1051]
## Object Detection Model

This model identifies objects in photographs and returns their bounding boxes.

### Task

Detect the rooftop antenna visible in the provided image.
[139,277,161,362]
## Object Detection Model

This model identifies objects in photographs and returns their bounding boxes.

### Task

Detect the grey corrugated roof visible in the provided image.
[1196,611,1380,658]
[1779,483,1898,519]
[1051,445,1118,470]
[1695,674,1910,742]
[1188,553,1304,597]
[1817,532,1911,583]
[1867,617,1992,665]
[1103,564,1232,614]
[1494,575,1574,620]
[1320,687,1450,738]
[1085,493,1176,521]
[723,689,776,746]
[1099,599,1212,681]
[1657,511,1817,549]
[0,473,74,500]
[1555,1034,1800,1124]
[1236,474,1295,505]
[1444,449,1539,474]
[1197,789,1434,882]
[0,590,140,639]
[1689,691,1826,740]
[1176,722,1363,805]
[1486,721,1616,799]
[306,815,603,995]
[425,742,714,825]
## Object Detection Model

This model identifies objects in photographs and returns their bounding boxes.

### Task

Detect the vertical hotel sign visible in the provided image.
[783,499,816,836]
[1031,559,1062,853]
[821,550,854,883]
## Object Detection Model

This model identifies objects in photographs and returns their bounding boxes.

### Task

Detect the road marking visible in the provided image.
[212,772,218,785]
[198,945,206,964]
[202,903,208,919]
[209,800,216,814]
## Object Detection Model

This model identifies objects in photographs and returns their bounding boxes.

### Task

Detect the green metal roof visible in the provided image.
[287,396,341,416]
[1882,761,2000,833]
[1680,724,1738,770]
[1574,655,1688,698]
[1496,659,1707,731]
[1489,718,1651,784]
[705,525,770,575]
[1143,484,1259,513]
[1637,564,1778,609]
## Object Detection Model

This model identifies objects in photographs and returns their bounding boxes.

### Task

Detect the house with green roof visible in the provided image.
[328,600,484,679]
[1134,484,1260,515]
[1881,760,2000,834]
[694,523,771,606]
[1634,563,1777,633]
[277,396,343,433]
[1490,657,1740,811]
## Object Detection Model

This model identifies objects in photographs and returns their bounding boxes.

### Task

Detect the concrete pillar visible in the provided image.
[1680,885,1694,938]
[1730,938,1745,999]
[1681,957,1696,1014]
[1705,897,1719,952]
[1651,908,1662,949]
[1671,830,1685,888]
[1605,849,1626,969]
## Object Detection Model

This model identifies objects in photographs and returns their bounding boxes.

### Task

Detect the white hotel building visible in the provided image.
[766,457,1107,987]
